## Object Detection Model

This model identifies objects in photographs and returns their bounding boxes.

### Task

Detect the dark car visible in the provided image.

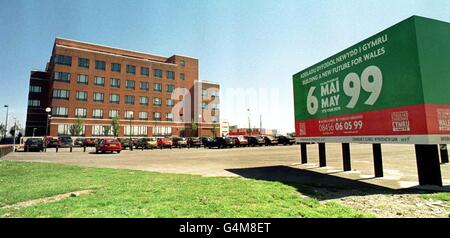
[82,138,97,147]
[201,137,213,147]
[264,136,278,146]
[172,137,188,148]
[117,138,132,149]
[245,136,265,147]
[95,138,122,154]
[208,137,235,149]
[233,136,249,147]
[277,135,296,145]
[74,138,84,147]
[187,137,202,148]
[46,137,61,148]
[135,137,157,150]
[59,136,73,148]
[24,138,44,152]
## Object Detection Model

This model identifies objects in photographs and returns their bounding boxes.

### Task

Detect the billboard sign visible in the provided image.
[293,16,450,144]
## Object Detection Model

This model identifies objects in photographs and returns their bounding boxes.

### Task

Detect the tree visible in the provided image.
[211,124,218,137]
[111,116,120,138]
[103,125,111,136]
[190,119,198,137]
[69,118,84,136]
[0,123,5,137]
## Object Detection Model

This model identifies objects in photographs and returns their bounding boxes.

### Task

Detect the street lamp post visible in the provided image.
[44,107,51,152]
[32,128,37,137]
[12,117,16,152]
[247,109,251,136]
[198,114,202,137]
[129,111,133,151]
[3,105,8,140]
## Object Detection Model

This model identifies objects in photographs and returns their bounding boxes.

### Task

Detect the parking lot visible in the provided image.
[4,143,449,191]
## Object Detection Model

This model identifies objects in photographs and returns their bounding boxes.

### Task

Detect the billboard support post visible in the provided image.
[342,143,351,171]
[415,145,442,186]
[319,143,326,167]
[372,144,384,177]
[300,143,307,164]
[440,144,449,164]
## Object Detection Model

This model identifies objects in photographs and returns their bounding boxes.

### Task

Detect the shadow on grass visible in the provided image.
[226,166,450,201]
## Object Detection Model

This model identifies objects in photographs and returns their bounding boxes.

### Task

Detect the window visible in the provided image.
[166,99,174,107]
[140,82,149,91]
[153,97,162,106]
[211,90,218,97]
[55,54,72,66]
[141,67,149,76]
[202,102,207,109]
[28,100,40,107]
[92,125,112,136]
[54,72,71,82]
[167,71,175,80]
[153,112,161,121]
[166,112,173,121]
[52,107,68,117]
[180,73,185,81]
[111,63,121,72]
[58,124,85,136]
[93,92,104,102]
[139,112,148,120]
[126,64,136,74]
[166,84,174,93]
[154,69,162,78]
[180,60,185,67]
[124,126,147,136]
[202,89,207,96]
[94,76,105,86]
[29,86,42,93]
[110,78,120,88]
[76,91,88,101]
[92,109,103,118]
[53,89,70,100]
[124,111,134,119]
[212,103,219,110]
[75,108,87,118]
[211,116,219,123]
[109,94,120,104]
[77,75,89,85]
[139,96,148,105]
[154,83,162,92]
[95,60,106,70]
[152,126,172,136]
[125,95,134,105]
[125,80,135,89]
[78,58,89,68]
[109,110,119,119]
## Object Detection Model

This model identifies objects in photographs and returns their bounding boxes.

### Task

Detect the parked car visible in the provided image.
[135,137,158,150]
[172,137,188,148]
[277,135,296,145]
[59,136,73,148]
[245,136,265,147]
[187,137,202,148]
[74,138,84,147]
[24,138,44,152]
[46,137,61,148]
[264,136,278,146]
[201,137,213,147]
[233,136,249,147]
[118,138,132,149]
[82,138,97,147]
[157,137,173,149]
[95,138,122,154]
[208,137,235,149]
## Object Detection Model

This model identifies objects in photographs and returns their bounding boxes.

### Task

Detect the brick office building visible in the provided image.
[25,38,220,138]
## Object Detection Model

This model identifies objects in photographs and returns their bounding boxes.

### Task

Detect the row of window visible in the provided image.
[53,107,175,121]
[55,54,185,79]
[54,73,176,92]
[57,124,172,136]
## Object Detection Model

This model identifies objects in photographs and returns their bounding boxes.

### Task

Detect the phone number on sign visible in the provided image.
[319,120,363,133]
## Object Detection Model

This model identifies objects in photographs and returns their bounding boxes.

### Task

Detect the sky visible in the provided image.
[0,0,449,134]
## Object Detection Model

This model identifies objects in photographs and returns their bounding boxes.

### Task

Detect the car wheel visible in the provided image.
[117,150,121,154]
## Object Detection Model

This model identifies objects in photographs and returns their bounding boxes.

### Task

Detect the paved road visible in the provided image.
[3,143,450,191]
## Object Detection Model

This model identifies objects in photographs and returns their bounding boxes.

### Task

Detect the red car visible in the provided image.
[95,138,122,154]
[157,137,173,149]
[233,136,249,147]
[45,137,61,148]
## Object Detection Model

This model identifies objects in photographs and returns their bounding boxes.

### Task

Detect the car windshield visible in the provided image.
[105,139,119,143]
[27,139,41,143]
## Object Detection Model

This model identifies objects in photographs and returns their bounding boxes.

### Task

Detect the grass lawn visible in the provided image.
[0,161,371,218]
[421,193,450,202]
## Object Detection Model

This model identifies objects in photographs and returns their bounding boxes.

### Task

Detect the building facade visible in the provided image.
[25,38,220,137]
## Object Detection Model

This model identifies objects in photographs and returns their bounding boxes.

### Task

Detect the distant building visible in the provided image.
[25,38,220,137]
